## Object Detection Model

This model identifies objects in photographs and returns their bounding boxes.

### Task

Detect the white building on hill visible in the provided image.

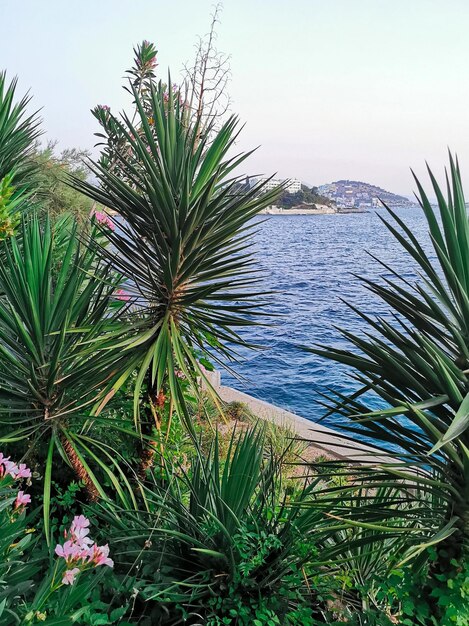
[252,177,302,194]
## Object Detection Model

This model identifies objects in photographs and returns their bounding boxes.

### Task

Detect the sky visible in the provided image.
[1,0,469,197]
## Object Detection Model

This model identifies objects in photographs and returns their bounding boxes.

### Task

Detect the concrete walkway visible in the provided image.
[205,370,395,465]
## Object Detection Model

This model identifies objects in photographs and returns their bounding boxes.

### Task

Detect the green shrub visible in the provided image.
[96,426,324,624]
[31,143,95,220]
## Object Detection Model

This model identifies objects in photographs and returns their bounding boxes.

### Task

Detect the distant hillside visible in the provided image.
[318,180,416,209]
[276,184,334,210]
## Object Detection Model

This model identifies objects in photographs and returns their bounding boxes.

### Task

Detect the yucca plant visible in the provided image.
[0,216,137,537]
[312,154,469,619]
[72,79,282,445]
[97,426,324,624]
[0,72,41,185]
[0,72,41,233]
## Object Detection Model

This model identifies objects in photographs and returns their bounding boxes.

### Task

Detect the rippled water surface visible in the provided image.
[221,207,431,428]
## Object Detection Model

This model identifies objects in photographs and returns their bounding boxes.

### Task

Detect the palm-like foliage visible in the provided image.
[312,155,469,594]
[0,217,136,536]
[92,40,158,174]
[0,73,42,240]
[0,72,41,184]
[72,80,282,433]
[98,426,324,624]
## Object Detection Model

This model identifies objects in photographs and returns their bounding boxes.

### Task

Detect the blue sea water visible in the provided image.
[221,207,432,429]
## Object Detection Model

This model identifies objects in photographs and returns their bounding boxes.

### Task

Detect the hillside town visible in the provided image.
[247,176,416,213]
[318,180,416,209]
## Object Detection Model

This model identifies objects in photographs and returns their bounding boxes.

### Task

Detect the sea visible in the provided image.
[220,207,433,430]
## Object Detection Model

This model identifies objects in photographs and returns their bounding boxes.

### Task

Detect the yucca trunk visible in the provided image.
[136,372,165,480]
[60,434,99,502]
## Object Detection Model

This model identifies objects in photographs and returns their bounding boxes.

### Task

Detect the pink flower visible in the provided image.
[115,289,130,302]
[92,211,115,231]
[15,491,31,510]
[97,104,110,112]
[0,453,19,478]
[71,526,93,548]
[4,462,17,477]
[64,517,93,550]
[62,567,80,585]
[55,540,79,560]
[0,453,33,480]
[56,540,92,563]
[12,463,31,479]
[0,454,13,477]
[90,543,114,568]
[56,517,113,571]
[71,515,90,531]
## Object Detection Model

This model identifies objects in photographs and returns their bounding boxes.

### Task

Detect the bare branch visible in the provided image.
[183,3,231,137]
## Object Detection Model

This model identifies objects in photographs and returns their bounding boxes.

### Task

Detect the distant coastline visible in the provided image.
[260,205,367,215]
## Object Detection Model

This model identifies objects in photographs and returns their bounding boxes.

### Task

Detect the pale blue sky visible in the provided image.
[1,0,469,195]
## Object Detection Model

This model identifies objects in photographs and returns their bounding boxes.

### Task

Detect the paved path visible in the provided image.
[205,371,395,465]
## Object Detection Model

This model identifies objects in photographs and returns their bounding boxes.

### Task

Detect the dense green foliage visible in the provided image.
[0,72,41,238]
[31,143,95,220]
[0,72,41,188]
[0,217,138,536]
[98,427,323,625]
[0,457,118,625]
[276,185,333,210]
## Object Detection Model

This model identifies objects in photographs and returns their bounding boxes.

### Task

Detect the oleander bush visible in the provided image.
[0,453,116,625]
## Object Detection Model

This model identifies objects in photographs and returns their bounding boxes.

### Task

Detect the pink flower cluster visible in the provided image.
[55,515,113,585]
[0,453,32,480]
[163,84,181,105]
[92,210,115,231]
[0,453,32,511]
